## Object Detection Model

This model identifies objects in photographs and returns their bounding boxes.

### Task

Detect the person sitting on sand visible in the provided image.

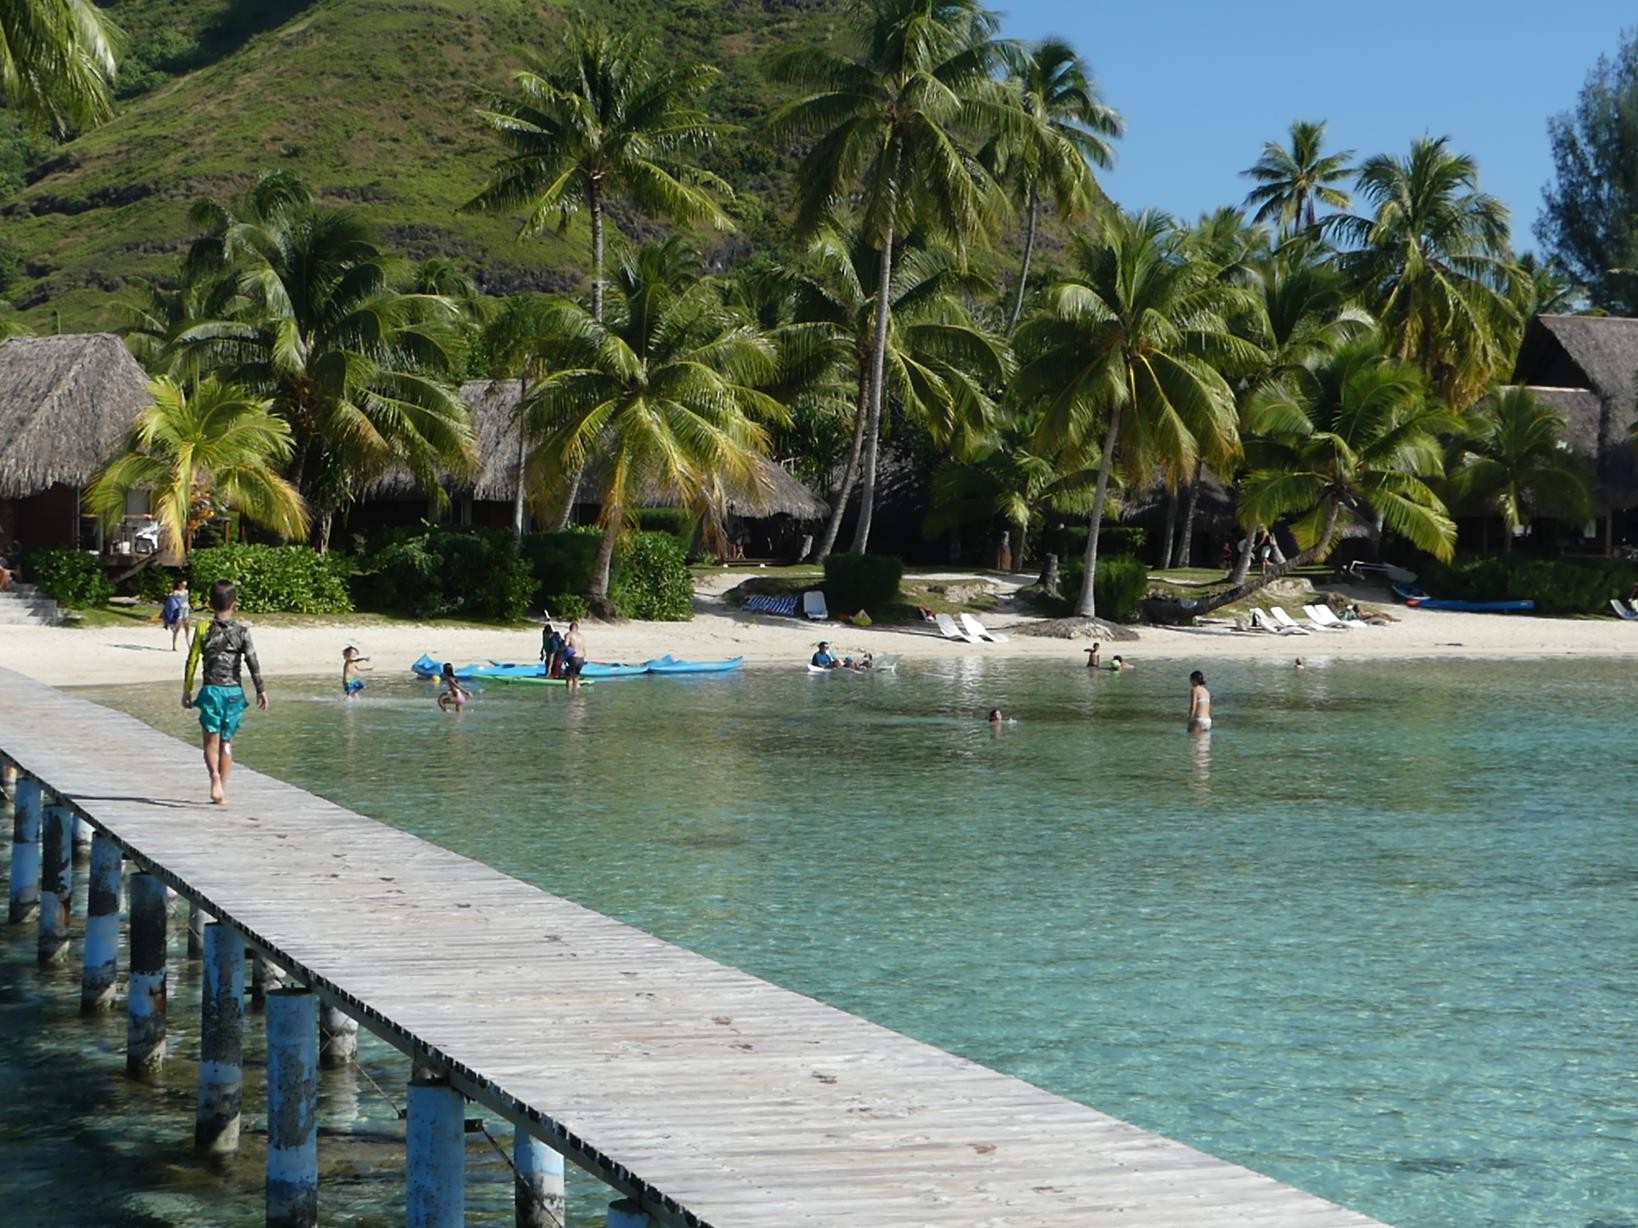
[811,641,841,670]
[437,662,469,712]
[1084,642,1101,668]
[1188,670,1212,733]
[342,645,370,697]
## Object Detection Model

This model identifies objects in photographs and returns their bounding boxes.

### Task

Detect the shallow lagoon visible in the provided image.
[4,656,1637,1226]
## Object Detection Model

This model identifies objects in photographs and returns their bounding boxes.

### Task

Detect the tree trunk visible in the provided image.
[511,377,529,545]
[1013,516,1028,571]
[1072,403,1123,619]
[589,501,620,607]
[317,511,333,555]
[1178,458,1204,567]
[1503,521,1513,554]
[1037,551,1060,599]
[1196,502,1342,616]
[1230,528,1255,585]
[1008,183,1039,329]
[811,365,871,562]
[550,186,605,533]
[1161,490,1178,569]
[849,139,902,556]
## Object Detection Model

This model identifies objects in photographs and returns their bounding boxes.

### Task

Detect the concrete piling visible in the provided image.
[126,872,168,1076]
[81,832,122,1012]
[71,813,93,865]
[1,757,16,798]
[267,988,319,1228]
[37,804,73,966]
[318,1001,359,1068]
[608,1198,651,1228]
[514,1131,565,1228]
[186,899,206,959]
[196,922,247,1155]
[7,776,41,924]
[406,1076,466,1228]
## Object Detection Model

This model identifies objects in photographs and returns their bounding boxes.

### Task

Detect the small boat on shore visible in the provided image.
[411,653,739,678]
[644,656,743,674]
[1393,584,1535,613]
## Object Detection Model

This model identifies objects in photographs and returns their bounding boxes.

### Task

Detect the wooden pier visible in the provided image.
[0,665,1385,1227]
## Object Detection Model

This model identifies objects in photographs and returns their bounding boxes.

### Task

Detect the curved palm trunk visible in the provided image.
[589,500,621,606]
[1161,490,1178,568]
[1178,458,1204,567]
[850,140,902,556]
[511,377,529,544]
[1073,403,1123,619]
[1008,183,1040,329]
[1197,502,1342,615]
[811,366,871,562]
[551,184,606,533]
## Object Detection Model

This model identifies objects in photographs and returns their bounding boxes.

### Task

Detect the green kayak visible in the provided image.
[483,675,593,687]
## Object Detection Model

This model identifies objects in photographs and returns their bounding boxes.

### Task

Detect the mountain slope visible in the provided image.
[3,0,851,328]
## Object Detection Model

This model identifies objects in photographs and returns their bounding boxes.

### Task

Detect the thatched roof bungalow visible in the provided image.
[0,334,153,550]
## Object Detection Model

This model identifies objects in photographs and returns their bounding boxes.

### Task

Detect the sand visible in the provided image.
[3,571,1636,689]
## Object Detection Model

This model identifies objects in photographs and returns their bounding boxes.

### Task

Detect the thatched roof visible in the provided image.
[0,334,152,498]
[371,378,830,520]
[1512,314,1638,511]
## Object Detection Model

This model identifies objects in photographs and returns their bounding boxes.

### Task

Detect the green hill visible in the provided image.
[0,0,851,329]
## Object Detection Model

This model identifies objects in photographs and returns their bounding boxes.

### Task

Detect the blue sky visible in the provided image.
[996,1,1634,252]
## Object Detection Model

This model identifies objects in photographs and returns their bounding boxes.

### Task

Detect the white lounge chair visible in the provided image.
[1611,599,1638,622]
[959,612,1009,643]
[801,590,829,621]
[1250,608,1304,636]
[935,612,980,642]
[1268,606,1313,635]
[1301,604,1352,632]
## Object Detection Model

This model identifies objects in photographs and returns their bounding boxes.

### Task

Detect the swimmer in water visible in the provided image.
[1294,657,1306,670]
[987,708,1004,725]
[1188,669,1211,733]
[1084,642,1101,668]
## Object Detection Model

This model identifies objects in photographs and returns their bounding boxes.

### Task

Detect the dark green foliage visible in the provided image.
[609,532,695,621]
[1419,555,1638,616]
[189,544,353,614]
[823,552,903,615]
[123,565,179,602]
[1060,524,1146,558]
[545,592,590,621]
[519,528,602,602]
[1538,29,1638,313]
[632,508,696,546]
[30,549,112,608]
[1058,556,1150,622]
[0,115,49,199]
[0,235,19,297]
[355,527,533,621]
[115,28,196,99]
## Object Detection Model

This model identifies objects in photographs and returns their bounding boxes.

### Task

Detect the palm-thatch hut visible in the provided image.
[354,379,829,558]
[0,334,153,551]
[1513,314,1638,552]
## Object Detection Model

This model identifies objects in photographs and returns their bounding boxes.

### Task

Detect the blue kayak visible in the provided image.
[644,656,744,674]
[1393,584,1535,613]
[580,660,652,678]
[412,653,740,677]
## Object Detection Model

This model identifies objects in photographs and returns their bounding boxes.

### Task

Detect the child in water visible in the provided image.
[437,662,469,712]
[342,645,369,697]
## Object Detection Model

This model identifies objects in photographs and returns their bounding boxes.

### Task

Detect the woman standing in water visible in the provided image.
[1187,670,1212,733]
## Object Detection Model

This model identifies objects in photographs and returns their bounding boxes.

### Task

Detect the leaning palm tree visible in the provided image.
[1330,137,1524,410]
[990,36,1121,326]
[86,376,309,559]
[1448,386,1591,552]
[769,0,1016,552]
[1242,119,1353,237]
[1015,209,1254,619]
[1,0,119,133]
[463,27,731,325]
[170,175,472,549]
[525,242,783,609]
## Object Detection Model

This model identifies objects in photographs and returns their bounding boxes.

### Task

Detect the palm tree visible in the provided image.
[86,376,309,558]
[991,36,1121,326]
[1448,387,1590,552]
[1015,209,1253,618]
[525,242,783,608]
[1230,339,1456,593]
[1,0,119,133]
[170,175,472,549]
[769,0,1015,553]
[1516,252,1581,318]
[1242,120,1353,237]
[785,223,1010,561]
[463,27,730,327]
[479,293,564,542]
[1330,137,1524,409]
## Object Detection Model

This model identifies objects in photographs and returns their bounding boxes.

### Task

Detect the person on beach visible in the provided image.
[181,580,266,805]
[540,621,565,678]
[1188,670,1212,733]
[342,645,369,697]
[437,662,468,712]
[1084,642,1101,668]
[161,578,192,651]
[562,620,587,692]
[811,640,841,670]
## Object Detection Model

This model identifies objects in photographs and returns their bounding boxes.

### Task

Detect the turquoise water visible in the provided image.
[5,657,1638,1226]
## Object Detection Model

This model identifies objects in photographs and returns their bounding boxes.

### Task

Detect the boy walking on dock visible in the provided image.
[182,580,267,804]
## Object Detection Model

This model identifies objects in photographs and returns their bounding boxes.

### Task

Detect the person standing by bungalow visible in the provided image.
[182,580,267,805]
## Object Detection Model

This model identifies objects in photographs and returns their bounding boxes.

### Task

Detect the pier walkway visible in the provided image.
[0,666,1383,1226]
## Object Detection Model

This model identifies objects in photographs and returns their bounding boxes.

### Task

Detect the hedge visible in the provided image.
[609,531,694,620]
[823,552,903,615]
[354,527,533,621]
[1059,524,1147,559]
[1059,555,1150,622]
[1419,555,1638,616]
[29,549,112,608]
[190,545,354,615]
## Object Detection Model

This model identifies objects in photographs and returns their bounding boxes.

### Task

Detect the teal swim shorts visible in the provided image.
[195,684,248,740]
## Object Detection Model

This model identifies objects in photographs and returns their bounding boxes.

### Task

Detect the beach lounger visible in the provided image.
[801,590,830,621]
[1611,599,1638,622]
[935,612,980,642]
[743,593,799,617]
[1250,608,1304,636]
[1301,604,1352,631]
[959,612,1009,643]
[1268,606,1313,635]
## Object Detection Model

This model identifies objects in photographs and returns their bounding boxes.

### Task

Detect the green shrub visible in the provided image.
[519,527,601,602]
[545,592,590,621]
[355,526,533,621]
[1058,555,1151,622]
[190,544,353,615]
[609,531,694,620]
[823,552,903,615]
[1419,555,1638,616]
[30,549,112,608]
[1060,524,1147,559]
[131,565,178,603]
[632,508,695,545]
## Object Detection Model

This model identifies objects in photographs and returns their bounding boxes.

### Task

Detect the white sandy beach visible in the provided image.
[2,571,1636,688]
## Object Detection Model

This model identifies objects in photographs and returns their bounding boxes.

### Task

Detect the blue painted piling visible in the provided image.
[406,1076,466,1228]
[37,803,73,965]
[7,775,40,924]
[515,1131,565,1228]
[71,813,92,865]
[318,1001,359,1067]
[126,872,168,1076]
[81,832,122,1012]
[196,922,247,1154]
[267,988,319,1228]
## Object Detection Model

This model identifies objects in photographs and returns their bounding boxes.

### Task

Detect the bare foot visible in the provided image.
[209,779,224,805]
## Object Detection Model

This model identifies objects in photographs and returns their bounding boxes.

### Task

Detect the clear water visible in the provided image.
[5,657,1638,1227]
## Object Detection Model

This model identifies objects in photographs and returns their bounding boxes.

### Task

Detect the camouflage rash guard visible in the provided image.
[184,618,265,694]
